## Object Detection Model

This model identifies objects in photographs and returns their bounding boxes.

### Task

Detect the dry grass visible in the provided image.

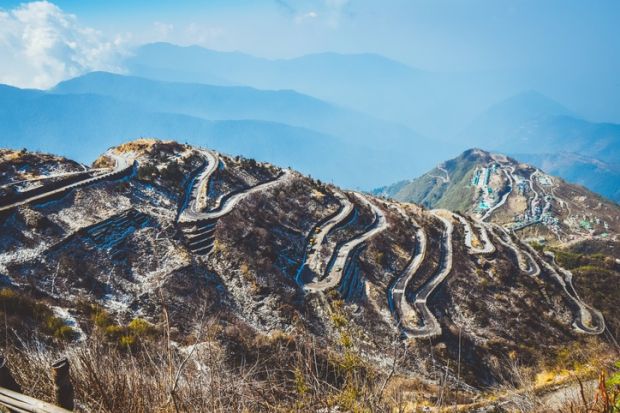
[1,322,398,412]
[2,331,618,412]
[113,139,162,154]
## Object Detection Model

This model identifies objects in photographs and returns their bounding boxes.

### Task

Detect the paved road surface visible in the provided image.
[537,251,605,335]
[429,165,450,184]
[481,167,513,222]
[305,190,354,276]
[489,223,540,277]
[0,152,133,213]
[0,168,108,189]
[491,224,603,334]
[178,149,219,222]
[529,170,540,216]
[203,170,292,221]
[403,209,454,338]
[305,193,387,292]
[181,168,293,230]
[454,213,495,254]
[389,205,428,331]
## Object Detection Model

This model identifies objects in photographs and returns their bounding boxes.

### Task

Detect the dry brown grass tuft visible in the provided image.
[2,323,396,412]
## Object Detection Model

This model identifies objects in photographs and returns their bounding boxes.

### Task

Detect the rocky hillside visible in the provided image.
[374,148,620,246]
[0,140,618,411]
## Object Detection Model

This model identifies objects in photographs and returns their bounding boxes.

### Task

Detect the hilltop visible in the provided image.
[374,148,620,246]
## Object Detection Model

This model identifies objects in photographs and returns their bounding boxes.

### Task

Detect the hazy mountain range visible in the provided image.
[461,91,620,201]
[126,43,620,139]
[126,42,520,139]
[53,72,429,156]
[0,73,448,189]
[0,43,618,200]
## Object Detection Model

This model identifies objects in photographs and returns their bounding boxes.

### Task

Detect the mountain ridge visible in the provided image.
[52,71,428,151]
[373,148,620,244]
[1,79,445,189]
[1,139,618,410]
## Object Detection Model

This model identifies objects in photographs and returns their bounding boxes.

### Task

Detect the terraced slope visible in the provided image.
[375,148,620,246]
[0,139,616,409]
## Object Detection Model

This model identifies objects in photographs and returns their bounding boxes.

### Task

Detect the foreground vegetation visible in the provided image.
[2,322,619,412]
[0,260,618,412]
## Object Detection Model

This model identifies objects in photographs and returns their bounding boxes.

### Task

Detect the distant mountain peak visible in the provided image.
[375,148,619,240]
[482,90,573,121]
[503,90,571,114]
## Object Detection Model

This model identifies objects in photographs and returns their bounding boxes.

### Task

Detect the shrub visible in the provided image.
[92,307,113,328]
[85,304,158,350]
[339,332,353,349]
[54,325,78,341]
[160,162,183,183]
[554,250,582,269]
[137,163,158,180]
[606,361,620,411]
[119,335,137,349]
[127,318,157,337]
[0,288,76,342]
[104,325,125,340]
[331,313,348,328]
[530,241,544,252]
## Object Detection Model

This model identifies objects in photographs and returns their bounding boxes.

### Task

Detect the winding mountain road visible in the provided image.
[538,251,605,335]
[178,149,219,223]
[0,168,108,189]
[305,190,354,277]
[304,193,387,292]
[202,170,292,221]
[489,224,602,334]
[0,152,134,213]
[481,167,513,222]
[388,205,428,331]
[401,210,454,339]
[429,165,450,184]
[489,224,540,277]
[454,213,495,254]
[178,153,292,256]
[529,170,540,216]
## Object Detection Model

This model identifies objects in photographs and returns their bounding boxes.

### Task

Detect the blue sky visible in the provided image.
[1,0,618,70]
[0,0,619,120]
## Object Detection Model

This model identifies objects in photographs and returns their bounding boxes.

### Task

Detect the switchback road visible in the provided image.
[305,193,387,292]
[402,209,454,339]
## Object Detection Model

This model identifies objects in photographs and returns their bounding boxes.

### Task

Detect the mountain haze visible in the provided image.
[53,71,427,152]
[125,42,522,138]
[460,91,620,201]
[0,80,447,189]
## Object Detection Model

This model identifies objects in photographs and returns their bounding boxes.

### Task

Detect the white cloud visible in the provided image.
[283,0,351,28]
[294,11,318,24]
[153,21,175,39]
[0,1,126,89]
